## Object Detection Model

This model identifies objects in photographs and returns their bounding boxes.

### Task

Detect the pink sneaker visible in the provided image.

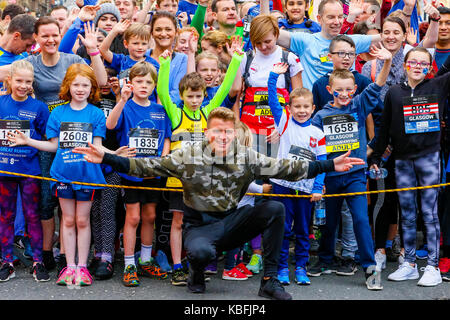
[75,267,93,286]
[56,267,75,286]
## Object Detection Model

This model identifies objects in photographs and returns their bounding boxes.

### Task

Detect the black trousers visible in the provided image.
[182,200,285,278]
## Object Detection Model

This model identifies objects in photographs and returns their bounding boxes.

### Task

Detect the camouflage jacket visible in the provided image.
[113,140,328,212]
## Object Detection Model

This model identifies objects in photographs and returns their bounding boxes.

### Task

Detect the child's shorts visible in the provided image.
[169,191,184,213]
[52,182,96,201]
[121,178,161,205]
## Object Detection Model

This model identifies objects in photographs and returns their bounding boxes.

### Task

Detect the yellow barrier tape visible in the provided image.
[1,170,449,198]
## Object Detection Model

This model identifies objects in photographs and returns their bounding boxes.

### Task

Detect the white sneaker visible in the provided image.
[388,262,420,281]
[398,251,405,265]
[375,250,386,270]
[417,265,442,287]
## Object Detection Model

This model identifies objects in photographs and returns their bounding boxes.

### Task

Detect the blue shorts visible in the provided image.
[52,182,96,201]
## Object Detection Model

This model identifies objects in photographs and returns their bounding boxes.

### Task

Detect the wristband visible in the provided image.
[88,50,101,56]
[430,16,441,22]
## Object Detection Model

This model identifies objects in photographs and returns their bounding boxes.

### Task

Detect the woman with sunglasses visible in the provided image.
[369,47,450,287]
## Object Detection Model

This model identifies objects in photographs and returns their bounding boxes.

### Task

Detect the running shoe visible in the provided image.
[171,268,188,286]
[56,254,67,276]
[123,264,140,287]
[258,277,292,300]
[246,254,263,274]
[439,258,450,274]
[155,250,172,274]
[442,270,450,282]
[56,266,75,286]
[307,259,339,277]
[295,266,310,285]
[138,258,168,280]
[336,258,357,276]
[235,263,253,278]
[75,267,93,286]
[31,263,50,282]
[95,260,114,280]
[388,262,419,281]
[416,244,428,260]
[88,257,100,275]
[0,263,15,282]
[417,265,442,287]
[222,266,248,281]
[277,267,290,285]
[204,262,218,275]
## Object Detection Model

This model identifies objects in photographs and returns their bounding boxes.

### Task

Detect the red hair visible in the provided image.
[59,64,100,103]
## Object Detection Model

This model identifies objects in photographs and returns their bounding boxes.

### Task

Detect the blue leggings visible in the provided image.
[395,151,441,267]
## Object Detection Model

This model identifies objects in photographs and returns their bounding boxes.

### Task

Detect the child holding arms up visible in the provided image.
[309,43,393,291]
[9,64,107,287]
[106,61,172,287]
[268,62,326,286]
[0,60,50,282]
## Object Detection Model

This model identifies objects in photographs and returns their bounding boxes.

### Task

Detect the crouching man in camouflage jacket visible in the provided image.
[73,107,364,300]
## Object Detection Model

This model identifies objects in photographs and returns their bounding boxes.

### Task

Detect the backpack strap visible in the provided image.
[281,49,291,90]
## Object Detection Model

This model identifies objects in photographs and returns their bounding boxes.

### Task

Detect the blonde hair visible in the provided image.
[129,61,158,84]
[124,22,151,42]
[5,60,34,95]
[207,107,236,128]
[195,51,219,69]
[202,30,230,50]
[235,121,252,147]
[249,14,279,48]
[290,87,313,104]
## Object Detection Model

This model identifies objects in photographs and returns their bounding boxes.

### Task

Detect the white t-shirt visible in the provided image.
[239,46,303,89]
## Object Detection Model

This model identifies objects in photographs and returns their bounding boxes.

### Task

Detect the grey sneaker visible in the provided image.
[365,265,383,290]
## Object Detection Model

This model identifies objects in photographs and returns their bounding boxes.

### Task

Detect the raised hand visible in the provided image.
[109,76,121,96]
[348,0,364,17]
[226,35,244,56]
[72,142,105,163]
[198,0,209,6]
[406,27,418,45]
[112,19,132,35]
[78,5,100,22]
[78,22,99,52]
[177,12,189,27]
[423,0,440,20]
[370,43,392,61]
[160,49,172,60]
[272,62,289,74]
[120,82,133,101]
[333,150,365,172]
[7,130,29,147]
[188,31,199,54]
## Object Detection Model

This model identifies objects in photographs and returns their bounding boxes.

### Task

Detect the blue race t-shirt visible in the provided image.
[289,32,372,90]
[278,19,321,33]
[0,95,49,176]
[435,48,450,70]
[0,47,27,91]
[114,99,172,182]
[46,103,106,190]
[177,0,198,16]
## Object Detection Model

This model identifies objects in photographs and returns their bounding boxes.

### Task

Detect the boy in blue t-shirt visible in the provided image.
[105,61,172,288]
[99,20,159,100]
[309,44,392,291]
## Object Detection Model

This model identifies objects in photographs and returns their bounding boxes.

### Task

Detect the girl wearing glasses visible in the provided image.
[369,47,450,287]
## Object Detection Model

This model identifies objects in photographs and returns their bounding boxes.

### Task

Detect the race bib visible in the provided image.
[99,98,115,119]
[403,95,440,134]
[288,145,317,162]
[129,128,159,156]
[253,90,286,116]
[59,122,93,149]
[0,120,30,147]
[323,114,359,153]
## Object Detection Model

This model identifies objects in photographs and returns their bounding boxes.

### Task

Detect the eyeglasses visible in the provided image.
[406,60,430,68]
[330,51,356,59]
[438,21,450,27]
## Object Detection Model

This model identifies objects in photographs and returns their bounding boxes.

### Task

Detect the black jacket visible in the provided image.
[371,70,450,165]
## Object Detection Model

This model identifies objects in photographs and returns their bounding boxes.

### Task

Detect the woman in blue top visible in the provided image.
[9,64,107,288]
[0,60,50,282]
